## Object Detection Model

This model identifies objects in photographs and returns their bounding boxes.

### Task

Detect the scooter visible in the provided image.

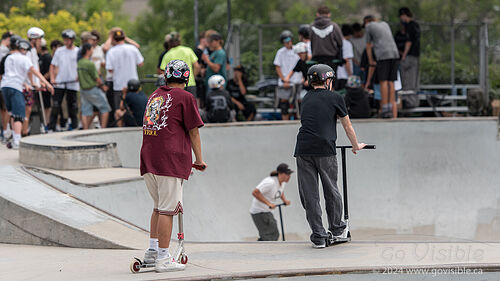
[327,144,376,246]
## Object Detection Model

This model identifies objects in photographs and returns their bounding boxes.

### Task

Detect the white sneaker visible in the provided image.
[155,256,185,272]
[143,249,158,264]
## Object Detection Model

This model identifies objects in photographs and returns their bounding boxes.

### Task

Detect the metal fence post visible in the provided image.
[258,26,263,81]
[450,20,456,97]
[194,0,199,46]
[479,21,489,108]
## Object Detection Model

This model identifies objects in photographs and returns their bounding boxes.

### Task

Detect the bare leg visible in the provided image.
[157,214,173,248]
[100,112,109,128]
[13,121,22,137]
[22,105,32,135]
[150,211,159,238]
[379,81,389,106]
[81,115,90,129]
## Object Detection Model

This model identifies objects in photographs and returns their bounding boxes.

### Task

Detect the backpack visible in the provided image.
[0,54,10,75]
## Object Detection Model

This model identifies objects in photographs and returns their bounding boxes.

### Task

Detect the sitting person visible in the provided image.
[114,79,148,127]
[226,65,256,121]
[205,74,234,123]
[344,76,371,118]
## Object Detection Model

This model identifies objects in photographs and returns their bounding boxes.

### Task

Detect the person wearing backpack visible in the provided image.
[205,74,234,123]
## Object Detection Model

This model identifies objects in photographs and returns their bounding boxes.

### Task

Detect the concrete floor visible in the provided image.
[1,241,499,281]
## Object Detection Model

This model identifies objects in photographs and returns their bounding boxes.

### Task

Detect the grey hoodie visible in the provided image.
[309,16,343,58]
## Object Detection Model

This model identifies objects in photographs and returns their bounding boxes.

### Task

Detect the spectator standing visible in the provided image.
[364,15,399,118]
[309,6,343,71]
[105,29,144,120]
[250,163,292,241]
[88,30,105,77]
[1,38,53,149]
[194,30,215,108]
[37,38,52,125]
[335,24,354,91]
[157,34,170,74]
[399,7,421,95]
[394,23,409,57]
[77,43,110,129]
[202,32,227,90]
[48,29,80,131]
[298,24,312,60]
[205,74,233,123]
[24,27,45,135]
[226,65,256,121]
[285,42,311,91]
[0,31,12,142]
[274,30,301,120]
[349,23,366,79]
[160,32,200,102]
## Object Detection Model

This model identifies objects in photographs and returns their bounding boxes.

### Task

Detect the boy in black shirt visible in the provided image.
[285,42,311,91]
[294,64,365,248]
[205,74,233,123]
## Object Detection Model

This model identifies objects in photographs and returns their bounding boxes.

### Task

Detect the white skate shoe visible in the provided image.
[312,240,326,249]
[155,256,185,272]
[143,249,158,264]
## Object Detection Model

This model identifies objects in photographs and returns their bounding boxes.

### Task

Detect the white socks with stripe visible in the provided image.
[158,248,170,260]
[149,238,158,251]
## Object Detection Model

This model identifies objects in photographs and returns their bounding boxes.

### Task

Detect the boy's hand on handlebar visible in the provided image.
[193,160,207,171]
[352,143,367,154]
[284,199,291,206]
[268,203,276,209]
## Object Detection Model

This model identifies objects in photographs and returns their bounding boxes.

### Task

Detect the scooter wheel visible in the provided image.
[130,260,141,273]
[180,254,188,264]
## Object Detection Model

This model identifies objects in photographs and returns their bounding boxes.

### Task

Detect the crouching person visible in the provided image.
[250,163,292,241]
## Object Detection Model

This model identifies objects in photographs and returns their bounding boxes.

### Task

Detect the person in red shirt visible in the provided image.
[140,59,206,272]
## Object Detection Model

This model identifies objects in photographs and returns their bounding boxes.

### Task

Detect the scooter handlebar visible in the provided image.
[192,163,206,171]
[337,144,376,150]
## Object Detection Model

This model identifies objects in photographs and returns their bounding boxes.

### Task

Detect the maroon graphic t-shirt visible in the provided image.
[140,86,204,180]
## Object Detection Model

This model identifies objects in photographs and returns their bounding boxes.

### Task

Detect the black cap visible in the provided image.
[277,163,293,175]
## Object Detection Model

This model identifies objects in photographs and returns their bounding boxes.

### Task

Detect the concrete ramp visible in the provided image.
[0,166,148,249]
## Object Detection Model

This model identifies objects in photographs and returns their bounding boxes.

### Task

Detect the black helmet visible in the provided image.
[298,24,310,39]
[280,30,293,43]
[164,59,190,84]
[307,64,335,85]
[9,35,22,49]
[127,79,141,92]
[16,39,31,51]
[61,29,76,39]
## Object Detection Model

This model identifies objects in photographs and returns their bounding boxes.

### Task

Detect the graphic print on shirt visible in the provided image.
[143,93,173,134]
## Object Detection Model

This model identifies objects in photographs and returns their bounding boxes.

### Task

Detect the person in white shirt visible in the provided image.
[274,30,302,120]
[48,29,79,131]
[0,31,13,143]
[335,24,354,90]
[24,27,44,135]
[1,38,53,149]
[105,29,144,117]
[250,163,292,241]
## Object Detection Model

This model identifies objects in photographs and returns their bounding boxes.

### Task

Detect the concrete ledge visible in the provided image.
[0,166,148,249]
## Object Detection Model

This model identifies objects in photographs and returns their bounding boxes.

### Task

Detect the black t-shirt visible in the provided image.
[157,50,168,69]
[394,31,408,54]
[125,91,148,126]
[406,21,420,57]
[39,53,52,75]
[294,88,348,156]
[293,59,309,79]
[194,47,207,69]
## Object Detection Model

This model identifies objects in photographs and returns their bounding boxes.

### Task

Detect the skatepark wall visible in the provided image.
[17,118,500,242]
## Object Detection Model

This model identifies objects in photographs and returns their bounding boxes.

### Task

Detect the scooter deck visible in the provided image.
[326,231,351,246]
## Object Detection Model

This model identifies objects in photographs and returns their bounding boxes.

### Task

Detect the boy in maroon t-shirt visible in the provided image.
[140,59,206,272]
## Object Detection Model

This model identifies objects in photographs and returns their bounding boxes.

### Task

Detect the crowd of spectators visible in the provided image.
[0,5,420,149]
[272,6,420,120]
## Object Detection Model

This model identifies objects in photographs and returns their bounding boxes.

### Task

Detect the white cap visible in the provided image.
[293,42,307,54]
[27,27,44,39]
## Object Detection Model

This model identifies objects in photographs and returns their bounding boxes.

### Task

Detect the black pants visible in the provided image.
[251,212,279,241]
[48,88,78,130]
[296,155,346,244]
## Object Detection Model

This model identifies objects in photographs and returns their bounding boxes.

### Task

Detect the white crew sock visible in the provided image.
[3,129,11,138]
[13,133,21,145]
[149,238,158,251]
[158,248,170,260]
